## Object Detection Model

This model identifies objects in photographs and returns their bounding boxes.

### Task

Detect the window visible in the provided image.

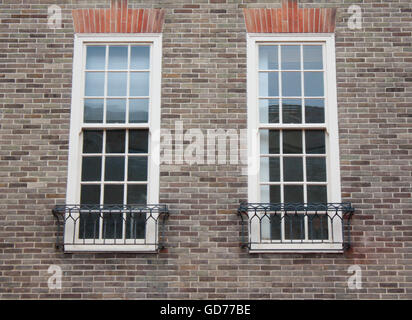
[247,34,343,252]
[64,35,162,252]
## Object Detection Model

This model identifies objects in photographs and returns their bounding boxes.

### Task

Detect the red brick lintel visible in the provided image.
[72,0,165,33]
[243,0,337,33]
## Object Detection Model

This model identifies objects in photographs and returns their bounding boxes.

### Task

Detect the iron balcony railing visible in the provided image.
[238,203,354,252]
[52,204,169,252]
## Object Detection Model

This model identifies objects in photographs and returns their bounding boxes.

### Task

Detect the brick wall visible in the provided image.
[0,0,411,299]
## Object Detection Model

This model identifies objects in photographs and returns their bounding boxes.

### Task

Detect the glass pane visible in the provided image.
[303,45,323,70]
[260,130,279,154]
[107,72,127,96]
[128,157,148,181]
[106,130,125,153]
[270,214,281,240]
[306,130,325,154]
[131,46,150,70]
[260,157,280,182]
[103,211,123,239]
[81,156,102,182]
[79,211,99,239]
[282,99,302,124]
[283,157,303,182]
[83,130,103,154]
[130,72,149,96]
[80,185,100,204]
[103,185,124,239]
[282,72,301,97]
[307,186,327,203]
[284,185,303,203]
[106,99,126,123]
[108,46,128,70]
[127,184,147,204]
[84,99,103,123]
[281,45,300,70]
[260,185,281,203]
[86,46,105,70]
[285,214,304,240]
[129,99,149,123]
[259,45,278,70]
[304,72,324,97]
[105,156,125,181]
[305,99,324,123]
[129,130,149,153]
[308,215,329,240]
[259,99,279,124]
[104,185,124,204]
[259,72,279,97]
[80,185,100,238]
[283,130,302,154]
[306,157,327,182]
[85,72,104,96]
[126,212,146,239]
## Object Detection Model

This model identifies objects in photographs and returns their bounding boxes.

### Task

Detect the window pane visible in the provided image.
[80,185,100,204]
[304,72,324,96]
[128,157,148,181]
[306,130,325,154]
[129,99,149,123]
[259,45,278,70]
[283,130,302,154]
[270,214,281,240]
[282,72,301,97]
[260,157,280,182]
[129,130,149,154]
[260,130,279,154]
[127,185,147,204]
[131,46,150,70]
[285,214,304,240]
[126,212,146,239]
[260,185,281,203]
[282,98,302,124]
[284,185,303,203]
[130,72,149,96]
[306,157,327,182]
[86,46,105,70]
[305,99,324,123]
[303,45,323,70]
[103,185,124,239]
[79,211,100,239]
[106,99,126,123]
[84,99,104,123]
[307,186,327,203]
[259,99,279,123]
[105,156,125,181]
[83,130,103,154]
[106,130,125,153]
[308,215,329,240]
[103,211,123,239]
[281,45,300,70]
[269,185,281,203]
[104,185,124,204]
[85,72,104,96]
[108,46,128,70]
[283,157,303,182]
[107,72,127,96]
[259,72,279,97]
[81,156,102,181]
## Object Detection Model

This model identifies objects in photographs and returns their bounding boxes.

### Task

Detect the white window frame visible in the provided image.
[247,33,342,253]
[64,34,162,252]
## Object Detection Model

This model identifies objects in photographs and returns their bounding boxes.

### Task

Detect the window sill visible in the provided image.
[64,244,158,253]
[248,243,344,253]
